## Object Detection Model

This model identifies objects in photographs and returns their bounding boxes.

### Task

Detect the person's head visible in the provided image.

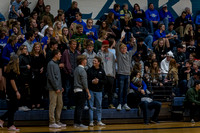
[193,72,200,80]
[137,37,144,46]
[193,61,199,70]
[77,55,87,66]
[45,5,51,13]
[133,3,140,11]
[177,44,184,53]
[52,49,61,61]
[185,60,193,68]
[166,51,174,61]
[49,37,58,50]
[123,4,128,10]
[148,3,154,10]
[5,54,20,75]
[124,14,130,22]
[135,18,143,27]
[133,53,141,62]
[189,39,195,46]
[58,12,65,22]
[120,43,127,54]
[169,59,177,69]
[22,0,29,7]
[162,4,167,10]
[99,30,107,40]
[185,7,191,14]
[37,0,44,6]
[18,45,28,55]
[152,60,158,69]
[150,52,156,60]
[71,1,78,9]
[76,24,83,34]
[75,12,82,21]
[12,24,21,35]
[42,15,52,26]
[7,35,18,47]
[31,42,42,55]
[54,21,62,31]
[194,80,200,90]
[30,19,37,28]
[107,12,114,21]
[44,27,53,37]
[181,11,187,18]
[101,21,108,29]
[158,38,164,47]
[0,27,7,39]
[108,38,116,48]
[86,18,93,28]
[168,22,174,30]
[189,53,196,61]
[93,56,101,68]
[62,27,68,36]
[33,28,39,38]
[69,39,77,50]
[114,4,120,11]
[25,31,35,41]
[158,23,165,31]
[102,40,109,52]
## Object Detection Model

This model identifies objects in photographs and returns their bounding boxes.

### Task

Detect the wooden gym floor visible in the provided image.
[0,122,199,133]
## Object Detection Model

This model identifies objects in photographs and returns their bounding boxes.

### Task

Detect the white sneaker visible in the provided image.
[117,104,122,111]
[97,121,105,126]
[84,106,89,110]
[114,93,118,98]
[24,106,31,111]
[123,104,131,111]
[89,122,94,127]
[49,123,61,128]
[191,119,195,124]
[18,106,30,111]
[8,125,20,131]
[57,122,66,127]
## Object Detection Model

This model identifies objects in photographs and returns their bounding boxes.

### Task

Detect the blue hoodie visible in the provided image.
[196,14,200,25]
[159,9,174,22]
[153,29,166,42]
[2,43,17,65]
[145,9,160,21]
[41,36,49,49]
[130,80,147,91]
[83,27,98,42]
[110,9,125,20]
[0,36,9,47]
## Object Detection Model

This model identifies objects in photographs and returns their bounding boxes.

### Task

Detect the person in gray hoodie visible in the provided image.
[97,40,116,109]
[116,35,137,111]
[47,50,66,128]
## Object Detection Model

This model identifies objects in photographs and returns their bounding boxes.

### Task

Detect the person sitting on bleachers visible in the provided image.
[130,70,161,124]
[184,80,200,123]
[187,71,200,89]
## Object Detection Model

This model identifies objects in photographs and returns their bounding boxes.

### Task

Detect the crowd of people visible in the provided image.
[0,0,200,131]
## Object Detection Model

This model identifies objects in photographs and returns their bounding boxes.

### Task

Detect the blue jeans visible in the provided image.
[89,90,102,122]
[144,35,153,50]
[139,101,161,123]
[160,17,169,30]
[117,74,129,105]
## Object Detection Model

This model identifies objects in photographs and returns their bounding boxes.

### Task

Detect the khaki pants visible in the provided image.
[175,26,184,38]
[49,90,63,124]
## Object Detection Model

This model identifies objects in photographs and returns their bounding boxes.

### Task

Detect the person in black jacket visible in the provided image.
[87,56,106,126]
[18,45,31,111]
[65,1,80,27]
[175,11,188,39]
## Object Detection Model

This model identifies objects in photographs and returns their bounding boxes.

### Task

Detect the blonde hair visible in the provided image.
[7,35,17,47]
[5,54,20,75]
[184,24,194,35]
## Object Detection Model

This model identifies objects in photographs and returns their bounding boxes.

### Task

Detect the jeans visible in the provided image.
[74,91,87,124]
[160,17,169,30]
[145,19,159,34]
[117,74,129,105]
[89,90,102,122]
[144,35,153,50]
[49,91,63,124]
[139,101,161,123]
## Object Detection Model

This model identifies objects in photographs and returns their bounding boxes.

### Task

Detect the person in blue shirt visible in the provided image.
[2,35,18,66]
[145,3,160,34]
[41,27,53,49]
[159,4,174,30]
[0,28,9,48]
[153,24,170,49]
[195,14,200,26]
[110,4,125,20]
[73,12,86,29]
[9,0,24,19]
[185,7,194,24]
[83,18,98,43]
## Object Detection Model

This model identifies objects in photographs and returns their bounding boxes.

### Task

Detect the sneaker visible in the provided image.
[108,104,115,109]
[8,125,20,131]
[114,93,118,98]
[97,121,105,126]
[49,123,61,128]
[117,104,122,111]
[62,106,67,110]
[104,94,108,99]
[70,106,75,110]
[74,124,88,128]
[191,119,195,124]
[57,122,67,127]
[73,123,79,128]
[89,122,94,127]
[18,106,30,111]
[24,106,31,111]
[84,105,89,110]
[122,104,131,111]
[0,120,4,128]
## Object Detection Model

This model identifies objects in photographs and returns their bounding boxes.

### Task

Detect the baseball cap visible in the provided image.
[167,51,174,58]
[163,4,167,7]
[135,18,143,22]
[102,40,109,47]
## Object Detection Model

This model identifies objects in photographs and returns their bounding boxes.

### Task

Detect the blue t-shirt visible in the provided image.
[10,1,22,13]
[0,36,9,47]
[83,27,98,42]
[41,36,49,49]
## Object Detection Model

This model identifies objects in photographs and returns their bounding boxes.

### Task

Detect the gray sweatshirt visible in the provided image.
[97,50,116,77]
[47,60,62,91]
[82,50,96,70]
[74,65,88,90]
[115,41,137,75]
